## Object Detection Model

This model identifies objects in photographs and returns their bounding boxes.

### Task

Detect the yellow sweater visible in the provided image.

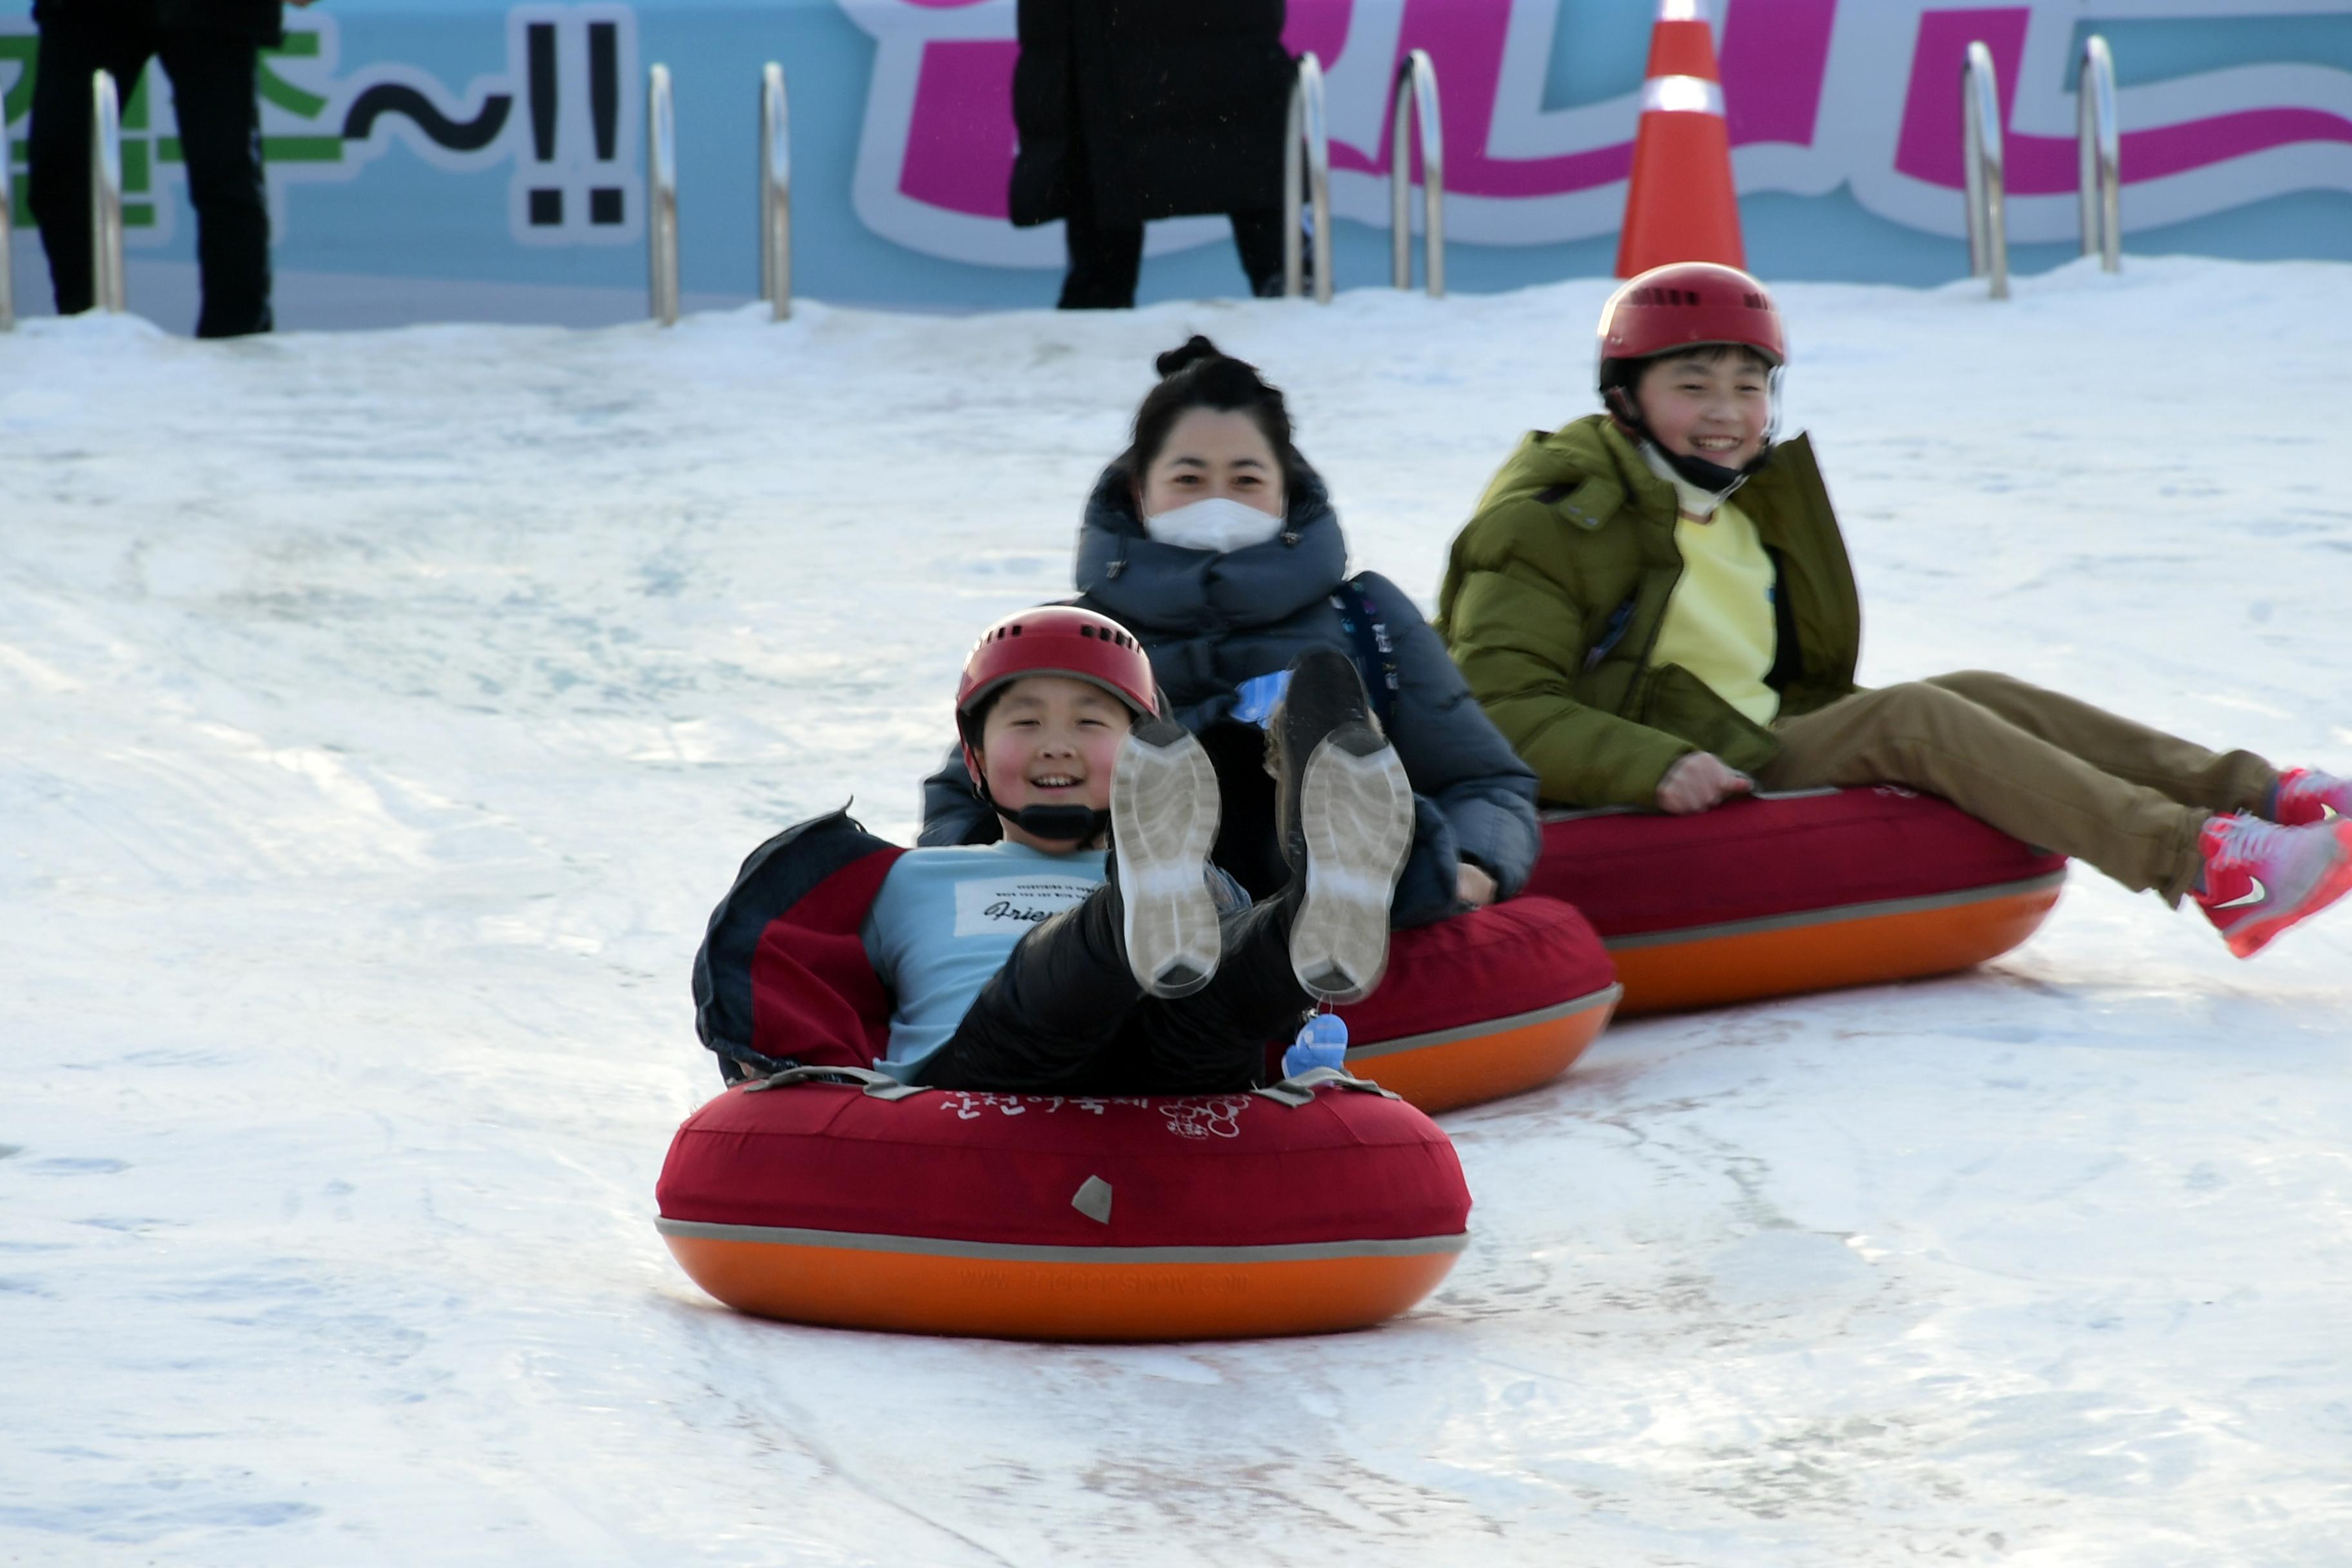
[1651,498,1780,727]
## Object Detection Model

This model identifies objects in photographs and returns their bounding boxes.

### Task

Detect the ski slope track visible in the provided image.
[3,258,2349,1565]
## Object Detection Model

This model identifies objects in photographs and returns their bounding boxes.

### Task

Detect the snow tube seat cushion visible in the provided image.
[655,1070,1471,1341]
[1297,896,1621,1113]
[1527,787,2066,1015]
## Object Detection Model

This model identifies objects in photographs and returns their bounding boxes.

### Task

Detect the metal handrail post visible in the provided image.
[1,100,15,330]
[647,63,679,326]
[1282,54,1332,303]
[2077,34,2121,271]
[90,69,126,313]
[1961,41,2008,301]
[758,62,791,322]
[1388,50,1445,297]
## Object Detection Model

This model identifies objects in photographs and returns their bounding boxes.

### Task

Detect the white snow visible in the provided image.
[5,257,2351,1565]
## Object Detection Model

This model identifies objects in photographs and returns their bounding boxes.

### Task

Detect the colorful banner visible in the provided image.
[5,0,2351,324]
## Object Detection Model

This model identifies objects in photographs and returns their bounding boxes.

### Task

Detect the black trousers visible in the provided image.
[1059,202,1289,309]
[920,880,1311,1095]
[30,8,274,336]
[1196,720,1288,903]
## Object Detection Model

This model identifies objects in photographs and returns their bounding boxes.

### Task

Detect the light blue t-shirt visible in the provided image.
[861,841,1109,1081]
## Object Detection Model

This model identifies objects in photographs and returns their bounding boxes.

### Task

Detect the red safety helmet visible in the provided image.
[1598,260,1787,375]
[1596,262,1788,464]
[955,605,1159,768]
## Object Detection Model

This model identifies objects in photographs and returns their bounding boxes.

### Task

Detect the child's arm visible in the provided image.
[1442,509,1695,809]
[1355,573,1541,906]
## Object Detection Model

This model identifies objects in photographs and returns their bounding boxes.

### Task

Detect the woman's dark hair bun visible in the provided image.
[1118,337,1308,502]
[1154,335,1225,380]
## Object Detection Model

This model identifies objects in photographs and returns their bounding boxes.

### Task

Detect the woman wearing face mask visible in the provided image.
[923,337,1540,927]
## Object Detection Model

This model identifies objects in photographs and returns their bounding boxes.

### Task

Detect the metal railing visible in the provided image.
[1389,50,1444,297]
[1282,53,1333,303]
[759,63,792,321]
[647,63,680,326]
[2077,34,2121,271]
[1961,40,2008,300]
[90,69,128,314]
[1,97,15,331]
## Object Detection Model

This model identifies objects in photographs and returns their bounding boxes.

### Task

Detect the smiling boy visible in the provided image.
[1436,262,2352,958]
[865,607,1414,1091]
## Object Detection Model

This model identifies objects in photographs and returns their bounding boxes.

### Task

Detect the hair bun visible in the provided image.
[1154,335,1224,380]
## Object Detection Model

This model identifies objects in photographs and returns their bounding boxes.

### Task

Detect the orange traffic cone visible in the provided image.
[1614,0,1744,278]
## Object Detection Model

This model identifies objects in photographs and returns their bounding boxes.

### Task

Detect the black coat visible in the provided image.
[34,0,286,44]
[921,466,1542,929]
[1010,0,1292,229]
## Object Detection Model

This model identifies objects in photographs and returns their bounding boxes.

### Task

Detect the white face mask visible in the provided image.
[1141,496,1287,554]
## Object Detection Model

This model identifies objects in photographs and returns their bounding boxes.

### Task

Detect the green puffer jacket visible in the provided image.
[1436,415,1862,808]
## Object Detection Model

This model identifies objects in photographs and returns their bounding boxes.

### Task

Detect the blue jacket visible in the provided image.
[920,463,1540,926]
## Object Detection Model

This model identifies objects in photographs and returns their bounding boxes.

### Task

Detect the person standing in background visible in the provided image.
[1010,0,1293,309]
[28,0,313,337]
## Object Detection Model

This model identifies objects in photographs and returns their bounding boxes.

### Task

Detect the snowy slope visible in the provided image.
[3,259,2350,1566]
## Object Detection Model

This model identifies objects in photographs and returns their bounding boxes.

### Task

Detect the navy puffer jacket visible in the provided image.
[920,463,1540,927]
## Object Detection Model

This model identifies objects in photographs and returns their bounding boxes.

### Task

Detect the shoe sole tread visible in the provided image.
[1112,727,1223,997]
[1291,726,1413,1003]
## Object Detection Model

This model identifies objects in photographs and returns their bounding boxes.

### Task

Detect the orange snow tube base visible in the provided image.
[659,1225,1464,1342]
[654,1071,1473,1342]
[1605,872,2065,1015]
[1339,990,1618,1114]
[1320,896,1621,1113]
[1528,789,2069,1016]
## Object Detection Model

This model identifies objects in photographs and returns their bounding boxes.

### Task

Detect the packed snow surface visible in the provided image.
[5,259,2351,1566]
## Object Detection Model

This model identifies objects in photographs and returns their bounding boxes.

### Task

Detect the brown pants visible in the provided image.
[1754,672,2278,904]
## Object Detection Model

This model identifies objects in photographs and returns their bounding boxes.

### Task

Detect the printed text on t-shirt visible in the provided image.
[952,874,1097,936]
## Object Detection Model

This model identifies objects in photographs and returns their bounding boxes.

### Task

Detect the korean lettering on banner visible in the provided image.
[0,5,643,248]
[842,0,2352,265]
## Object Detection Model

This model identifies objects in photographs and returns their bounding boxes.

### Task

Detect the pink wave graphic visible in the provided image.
[897,1,2352,223]
[1896,9,2352,195]
[895,0,1836,217]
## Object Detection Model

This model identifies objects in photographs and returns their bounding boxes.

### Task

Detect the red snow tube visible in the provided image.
[1301,896,1620,1113]
[1526,788,2066,1015]
[656,1070,1471,1342]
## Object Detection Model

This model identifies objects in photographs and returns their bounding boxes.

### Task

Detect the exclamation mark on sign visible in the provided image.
[588,21,623,224]
[526,21,560,225]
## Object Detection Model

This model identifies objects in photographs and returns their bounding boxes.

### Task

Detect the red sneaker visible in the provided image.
[2192,812,2352,959]
[2273,767,2351,827]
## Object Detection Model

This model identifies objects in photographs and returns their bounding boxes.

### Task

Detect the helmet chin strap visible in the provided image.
[1602,373,1783,506]
[959,744,1112,847]
[1652,444,1753,498]
[1004,804,1112,845]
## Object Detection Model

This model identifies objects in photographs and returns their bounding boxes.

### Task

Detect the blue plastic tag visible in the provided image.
[1281,1012,1349,1078]
[1232,669,1293,727]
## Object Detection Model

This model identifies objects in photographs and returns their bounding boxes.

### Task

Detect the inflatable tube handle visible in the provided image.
[1252,1066,1403,1107]
[741,1064,926,1101]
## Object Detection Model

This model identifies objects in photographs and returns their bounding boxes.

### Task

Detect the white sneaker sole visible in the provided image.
[1291,728,1414,1004]
[1111,727,1224,997]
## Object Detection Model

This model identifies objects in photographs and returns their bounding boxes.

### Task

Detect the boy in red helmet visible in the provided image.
[863,606,1414,1092]
[1438,260,2352,959]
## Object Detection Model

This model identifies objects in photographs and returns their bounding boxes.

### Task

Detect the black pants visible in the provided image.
[1197,720,1288,903]
[30,8,274,337]
[921,879,1311,1095]
[1059,203,1290,309]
